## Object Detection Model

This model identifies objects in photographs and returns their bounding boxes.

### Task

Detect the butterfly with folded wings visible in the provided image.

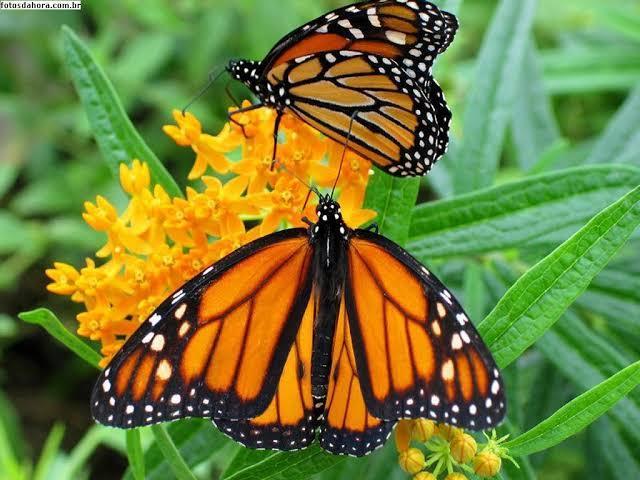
[226,0,458,177]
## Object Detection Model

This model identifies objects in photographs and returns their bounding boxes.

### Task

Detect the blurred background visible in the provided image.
[0,0,639,478]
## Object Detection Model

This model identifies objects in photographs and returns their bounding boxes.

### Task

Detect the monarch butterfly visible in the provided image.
[91,195,506,456]
[226,0,458,177]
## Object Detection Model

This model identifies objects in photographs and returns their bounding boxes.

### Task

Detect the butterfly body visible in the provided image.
[226,0,459,177]
[92,195,505,456]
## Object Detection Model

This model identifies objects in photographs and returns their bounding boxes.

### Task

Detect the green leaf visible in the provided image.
[18,308,101,368]
[541,47,640,94]
[536,312,640,443]
[33,423,65,480]
[61,25,182,198]
[408,165,640,259]
[479,184,640,368]
[0,162,19,199]
[505,360,640,457]
[463,262,487,322]
[150,425,198,480]
[126,430,145,480]
[575,268,640,342]
[591,418,640,480]
[61,425,112,479]
[0,392,28,480]
[363,168,419,246]
[511,41,561,172]
[222,444,343,480]
[123,420,229,480]
[586,84,640,166]
[452,0,537,193]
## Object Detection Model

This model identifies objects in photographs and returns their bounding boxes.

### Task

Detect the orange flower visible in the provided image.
[163,110,238,179]
[47,103,376,366]
[260,176,317,234]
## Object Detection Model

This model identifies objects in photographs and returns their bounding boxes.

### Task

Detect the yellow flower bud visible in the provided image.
[413,418,436,442]
[398,447,426,474]
[473,451,502,477]
[450,433,477,463]
[414,472,437,480]
[437,423,462,441]
[444,473,468,480]
[396,419,414,452]
[120,159,150,196]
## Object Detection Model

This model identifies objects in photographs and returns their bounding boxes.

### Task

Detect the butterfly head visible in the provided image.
[227,59,261,89]
[311,196,349,241]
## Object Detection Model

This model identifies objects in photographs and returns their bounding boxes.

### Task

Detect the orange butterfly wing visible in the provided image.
[266,52,450,176]
[320,295,395,456]
[91,230,313,427]
[261,0,458,84]
[344,232,506,430]
[214,290,316,450]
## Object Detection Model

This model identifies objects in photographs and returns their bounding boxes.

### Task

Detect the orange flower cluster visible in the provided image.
[46,104,376,365]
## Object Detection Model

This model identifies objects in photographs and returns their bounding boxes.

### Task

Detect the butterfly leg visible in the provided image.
[364,223,379,233]
[270,111,283,170]
[227,103,263,138]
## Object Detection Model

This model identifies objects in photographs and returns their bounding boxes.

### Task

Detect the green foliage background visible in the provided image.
[1,0,639,479]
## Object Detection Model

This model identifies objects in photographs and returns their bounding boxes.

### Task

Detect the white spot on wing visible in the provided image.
[386,31,407,45]
[175,303,187,320]
[151,334,165,352]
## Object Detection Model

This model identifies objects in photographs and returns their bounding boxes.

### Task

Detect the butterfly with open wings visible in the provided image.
[226,0,458,177]
[91,195,506,456]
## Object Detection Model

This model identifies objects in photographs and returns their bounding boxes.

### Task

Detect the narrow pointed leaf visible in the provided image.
[408,165,640,259]
[587,84,640,166]
[505,360,640,457]
[364,169,419,246]
[123,420,228,480]
[222,444,344,480]
[126,430,145,480]
[452,0,537,193]
[537,312,640,444]
[150,425,197,480]
[18,308,101,368]
[61,25,182,198]
[511,42,561,171]
[479,184,640,367]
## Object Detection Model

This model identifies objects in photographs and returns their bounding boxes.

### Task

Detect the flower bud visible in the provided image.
[473,451,502,477]
[437,423,462,441]
[444,473,468,480]
[398,447,426,474]
[450,433,477,463]
[413,418,436,442]
[414,472,437,480]
[396,419,414,452]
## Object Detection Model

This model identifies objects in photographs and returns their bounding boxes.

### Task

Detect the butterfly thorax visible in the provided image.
[228,59,283,109]
[309,197,350,270]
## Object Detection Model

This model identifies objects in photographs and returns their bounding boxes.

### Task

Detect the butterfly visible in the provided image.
[91,195,506,456]
[226,0,458,177]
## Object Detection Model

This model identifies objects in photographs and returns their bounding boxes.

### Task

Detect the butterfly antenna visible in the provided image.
[182,66,228,115]
[330,110,358,199]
